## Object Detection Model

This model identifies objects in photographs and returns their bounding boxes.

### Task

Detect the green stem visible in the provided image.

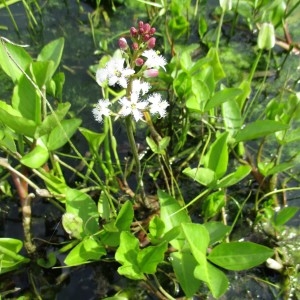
[216,8,225,51]
[125,116,145,202]
[248,49,262,83]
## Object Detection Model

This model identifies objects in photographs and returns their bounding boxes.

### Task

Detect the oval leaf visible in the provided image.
[208,241,274,271]
[234,120,289,142]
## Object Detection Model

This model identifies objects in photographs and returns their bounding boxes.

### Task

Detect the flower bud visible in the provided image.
[143,34,150,41]
[143,23,151,33]
[143,68,159,78]
[135,58,144,66]
[138,21,144,28]
[147,37,156,49]
[132,42,139,51]
[149,27,156,35]
[118,37,128,50]
[219,0,232,11]
[257,23,275,50]
[130,27,138,37]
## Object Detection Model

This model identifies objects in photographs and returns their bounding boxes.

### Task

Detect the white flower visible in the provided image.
[95,58,135,88]
[148,93,169,118]
[118,91,148,122]
[92,99,111,123]
[142,49,167,71]
[131,79,151,96]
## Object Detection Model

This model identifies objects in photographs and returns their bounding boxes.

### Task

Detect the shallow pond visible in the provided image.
[0,0,300,299]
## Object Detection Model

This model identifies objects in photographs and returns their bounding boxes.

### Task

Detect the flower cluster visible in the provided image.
[93,21,168,123]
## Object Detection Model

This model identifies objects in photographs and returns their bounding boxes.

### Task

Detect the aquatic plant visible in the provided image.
[1,0,300,299]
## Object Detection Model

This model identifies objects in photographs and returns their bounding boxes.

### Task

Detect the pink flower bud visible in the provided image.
[143,34,150,41]
[147,37,156,49]
[118,37,128,49]
[132,42,139,50]
[130,27,138,37]
[143,23,151,33]
[138,21,144,28]
[149,27,156,35]
[143,68,159,78]
[135,58,144,66]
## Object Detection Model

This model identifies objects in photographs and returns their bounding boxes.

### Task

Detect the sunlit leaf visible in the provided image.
[204,88,242,111]
[194,261,229,298]
[208,242,274,270]
[204,132,229,178]
[273,207,299,227]
[37,37,64,79]
[158,190,190,250]
[203,221,230,245]
[20,144,49,168]
[183,167,217,188]
[64,237,106,266]
[0,39,32,82]
[234,120,289,142]
[65,188,99,236]
[171,252,201,297]
[47,118,81,150]
[216,165,252,188]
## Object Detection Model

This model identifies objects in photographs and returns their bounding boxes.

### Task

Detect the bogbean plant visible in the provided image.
[0,0,300,299]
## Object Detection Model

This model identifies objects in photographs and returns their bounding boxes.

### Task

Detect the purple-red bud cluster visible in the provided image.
[129,21,156,49]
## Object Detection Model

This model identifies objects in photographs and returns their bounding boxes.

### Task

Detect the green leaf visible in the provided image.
[179,223,228,298]
[62,212,84,239]
[171,251,201,297]
[204,132,229,178]
[30,60,55,88]
[203,221,230,245]
[158,190,190,250]
[182,167,217,188]
[222,98,243,137]
[181,223,210,255]
[47,118,82,150]
[186,79,210,112]
[149,215,165,239]
[138,242,167,274]
[0,102,37,137]
[64,237,106,266]
[0,238,30,274]
[206,47,226,82]
[115,232,144,280]
[208,242,274,271]
[12,72,41,123]
[273,207,299,227]
[194,261,229,298]
[37,252,56,268]
[115,201,134,231]
[65,188,99,236]
[204,88,242,111]
[202,190,225,220]
[35,102,71,138]
[173,72,191,98]
[37,37,64,79]
[20,144,49,168]
[79,127,106,154]
[234,120,289,142]
[0,39,32,82]
[216,165,252,188]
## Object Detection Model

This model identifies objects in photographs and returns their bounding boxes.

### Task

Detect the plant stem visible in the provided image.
[125,115,146,202]
[216,8,225,51]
